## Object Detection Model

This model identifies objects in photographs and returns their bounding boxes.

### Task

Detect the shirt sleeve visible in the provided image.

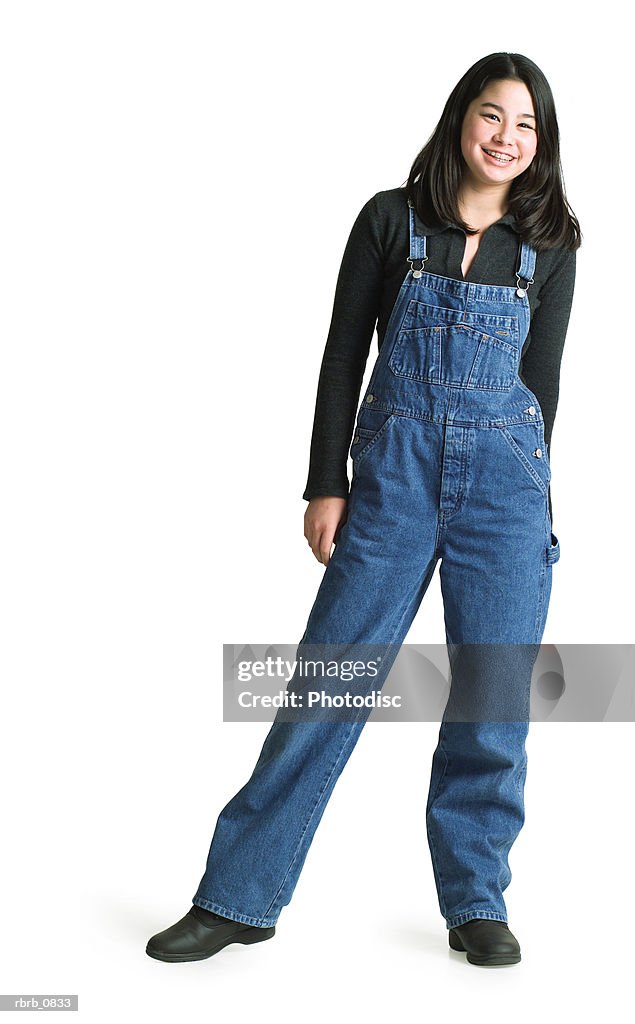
[519,247,577,528]
[302,195,384,501]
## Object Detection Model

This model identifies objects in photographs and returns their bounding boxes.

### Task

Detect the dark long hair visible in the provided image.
[404,52,581,252]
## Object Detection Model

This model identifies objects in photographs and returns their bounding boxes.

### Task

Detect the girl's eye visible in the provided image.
[483,113,535,130]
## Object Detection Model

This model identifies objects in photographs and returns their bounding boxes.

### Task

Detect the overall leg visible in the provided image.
[194,417,443,926]
[425,424,557,929]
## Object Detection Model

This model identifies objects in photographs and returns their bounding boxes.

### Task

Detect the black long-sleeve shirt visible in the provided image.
[302,186,577,526]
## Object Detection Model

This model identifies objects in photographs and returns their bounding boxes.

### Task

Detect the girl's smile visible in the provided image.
[482,148,515,164]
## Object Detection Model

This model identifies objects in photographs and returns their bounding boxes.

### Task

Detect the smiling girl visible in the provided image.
[148,52,580,969]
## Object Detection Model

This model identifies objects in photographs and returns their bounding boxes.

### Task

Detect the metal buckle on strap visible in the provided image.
[408,256,428,279]
[515,273,534,297]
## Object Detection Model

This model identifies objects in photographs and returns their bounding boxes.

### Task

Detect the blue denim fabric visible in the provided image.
[193,199,561,930]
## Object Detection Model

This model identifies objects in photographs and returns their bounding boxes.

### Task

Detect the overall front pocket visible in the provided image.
[388,323,517,391]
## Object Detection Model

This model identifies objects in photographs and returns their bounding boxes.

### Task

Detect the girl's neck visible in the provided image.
[458,179,511,230]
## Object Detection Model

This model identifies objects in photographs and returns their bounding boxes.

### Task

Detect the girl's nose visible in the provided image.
[493,126,512,145]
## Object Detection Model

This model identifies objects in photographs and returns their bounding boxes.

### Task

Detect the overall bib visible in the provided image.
[194,198,561,930]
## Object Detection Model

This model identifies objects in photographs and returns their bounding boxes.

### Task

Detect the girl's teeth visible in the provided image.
[485,149,513,163]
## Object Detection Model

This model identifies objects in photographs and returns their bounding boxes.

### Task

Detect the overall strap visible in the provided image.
[515,240,537,297]
[407,197,428,277]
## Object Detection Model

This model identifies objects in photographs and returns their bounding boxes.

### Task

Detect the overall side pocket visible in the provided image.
[498,423,551,497]
[349,411,396,471]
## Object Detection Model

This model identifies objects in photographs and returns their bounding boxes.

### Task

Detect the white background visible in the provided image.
[0,2,631,1021]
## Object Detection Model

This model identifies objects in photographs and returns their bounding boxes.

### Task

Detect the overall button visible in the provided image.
[533,448,543,458]
[366,394,375,403]
[353,434,360,444]
[527,405,536,415]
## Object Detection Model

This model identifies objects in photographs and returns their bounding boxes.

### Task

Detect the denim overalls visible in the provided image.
[193,197,561,931]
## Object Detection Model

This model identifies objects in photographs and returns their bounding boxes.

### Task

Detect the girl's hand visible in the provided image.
[304,496,348,566]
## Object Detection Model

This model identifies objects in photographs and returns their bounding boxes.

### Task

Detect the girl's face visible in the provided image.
[460,78,538,191]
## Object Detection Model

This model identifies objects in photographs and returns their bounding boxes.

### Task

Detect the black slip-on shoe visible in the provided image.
[146,905,276,963]
[448,919,521,966]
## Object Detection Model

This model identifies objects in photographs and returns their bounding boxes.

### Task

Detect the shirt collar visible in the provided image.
[413,208,519,235]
